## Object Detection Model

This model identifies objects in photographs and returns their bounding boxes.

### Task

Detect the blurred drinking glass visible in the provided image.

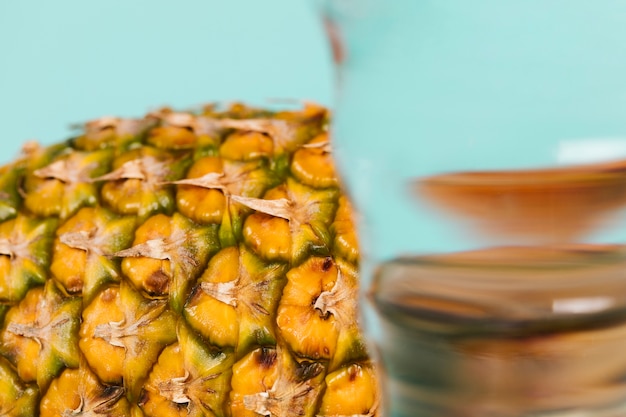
[317,1,626,416]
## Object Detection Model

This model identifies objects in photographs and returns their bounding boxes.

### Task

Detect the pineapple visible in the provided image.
[0,102,379,416]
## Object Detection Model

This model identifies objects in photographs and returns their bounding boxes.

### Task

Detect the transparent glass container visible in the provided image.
[317,1,626,416]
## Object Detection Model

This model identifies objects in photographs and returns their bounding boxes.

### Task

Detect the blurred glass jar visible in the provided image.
[317,1,626,416]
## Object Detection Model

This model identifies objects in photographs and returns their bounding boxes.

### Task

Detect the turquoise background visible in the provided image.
[0,0,332,164]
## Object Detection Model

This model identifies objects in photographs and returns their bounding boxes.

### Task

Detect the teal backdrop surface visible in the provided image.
[0,0,332,163]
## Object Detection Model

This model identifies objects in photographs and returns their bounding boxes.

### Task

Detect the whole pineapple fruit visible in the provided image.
[0,102,379,416]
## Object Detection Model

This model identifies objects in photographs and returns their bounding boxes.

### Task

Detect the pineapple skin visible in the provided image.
[0,102,379,416]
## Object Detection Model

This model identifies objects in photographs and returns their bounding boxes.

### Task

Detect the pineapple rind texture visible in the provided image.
[0,102,378,416]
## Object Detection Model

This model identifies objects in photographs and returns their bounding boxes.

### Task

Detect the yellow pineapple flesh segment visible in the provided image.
[148,125,198,150]
[121,213,174,296]
[23,149,113,220]
[139,323,234,417]
[230,347,279,417]
[291,132,338,188]
[173,155,277,249]
[241,178,338,264]
[326,260,369,370]
[176,156,228,224]
[50,206,136,303]
[0,215,57,302]
[0,165,23,222]
[79,286,125,384]
[231,344,325,417]
[332,196,360,264]
[0,280,81,392]
[119,212,219,311]
[220,130,274,161]
[277,256,339,363]
[0,355,38,417]
[99,146,185,220]
[40,364,131,417]
[174,156,274,226]
[79,282,177,399]
[243,212,292,262]
[51,230,87,293]
[184,245,287,353]
[277,256,365,368]
[318,363,379,416]
[147,111,219,150]
[184,247,241,348]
